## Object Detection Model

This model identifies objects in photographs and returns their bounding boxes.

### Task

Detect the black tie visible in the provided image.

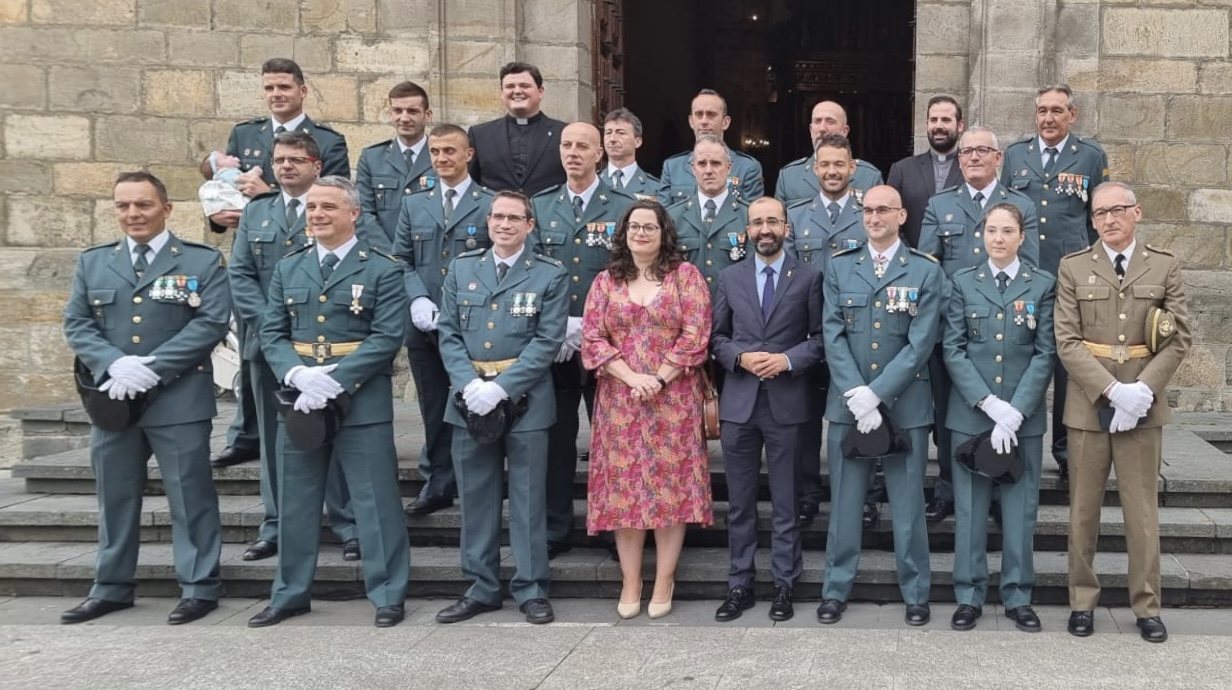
[1114,253,1126,279]
[996,271,1009,294]
[704,199,717,223]
[1044,147,1058,175]
[572,195,584,220]
[761,265,776,321]
[444,189,456,221]
[274,125,287,135]
[133,244,151,278]
[403,147,415,170]
[611,169,624,189]
[321,252,339,281]
[496,261,509,283]
[827,202,841,225]
[285,198,299,228]
[973,191,985,208]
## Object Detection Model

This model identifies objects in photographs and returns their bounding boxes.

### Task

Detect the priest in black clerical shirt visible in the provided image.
[468,62,567,196]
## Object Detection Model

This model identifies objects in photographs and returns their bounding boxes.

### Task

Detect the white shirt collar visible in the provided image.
[398,136,427,159]
[869,239,901,263]
[272,113,307,133]
[1103,240,1136,269]
[280,190,307,213]
[440,176,472,202]
[965,180,998,205]
[316,234,359,263]
[127,230,170,260]
[568,177,601,212]
[987,257,1021,280]
[493,246,524,269]
[1038,134,1069,154]
[605,161,639,180]
[698,188,730,212]
[820,191,851,211]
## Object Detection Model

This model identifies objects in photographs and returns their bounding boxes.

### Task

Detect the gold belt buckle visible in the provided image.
[312,342,331,363]
[1113,344,1128,364]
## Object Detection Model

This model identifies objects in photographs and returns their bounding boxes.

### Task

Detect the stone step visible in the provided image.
[1,541,1229,607]
[3,485,1229,555]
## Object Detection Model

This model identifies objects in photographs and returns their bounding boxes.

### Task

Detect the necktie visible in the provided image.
[973,191,985,208]
[496,261,509,284]
[611,169,624,189]
[274,125,287,135]
[827,202,841,225]
[572,195,584,220]
[133,244,151,278]
[444,188,457,222]
[761,265,776,321]
[1114,253,1126,279]
[873,254,887,279]
[320,252,339,281]
[1044,146,1058,175]
[403,147,415,170]
[996,271,1009,293]
[285,198,299,228]
[703,199,717,223]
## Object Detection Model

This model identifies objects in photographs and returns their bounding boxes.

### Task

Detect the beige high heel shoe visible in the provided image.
[617,583,643,619]
[647,582,674,619]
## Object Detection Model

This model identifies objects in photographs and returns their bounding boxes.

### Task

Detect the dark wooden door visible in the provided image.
[592,0,625,123]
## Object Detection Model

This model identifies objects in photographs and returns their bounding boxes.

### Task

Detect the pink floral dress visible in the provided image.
[581,262,714,533]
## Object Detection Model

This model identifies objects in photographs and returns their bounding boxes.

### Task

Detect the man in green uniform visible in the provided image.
[667,135,751,293]
[434,191,569,625]
[818,185,945,627]
[602,107,659,200]
[658,90,764,205]
[356,81,437,250]
[62,172,229,625]
[247,177,410,629]
[530,122,635,558]
[1001,84,1110,479]
[393,124,495,516]
[775,100,882,207]
[229,132,358,563]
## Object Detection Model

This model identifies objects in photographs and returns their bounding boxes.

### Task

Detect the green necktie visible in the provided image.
[133,244,151,278]
[321,252,339,281]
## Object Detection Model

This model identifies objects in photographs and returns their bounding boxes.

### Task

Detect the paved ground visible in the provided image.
[1,597,1230,688]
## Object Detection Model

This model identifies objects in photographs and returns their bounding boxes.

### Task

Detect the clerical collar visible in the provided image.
[934,150,956,162]
[507,112,544,127]
[271,113,307,132]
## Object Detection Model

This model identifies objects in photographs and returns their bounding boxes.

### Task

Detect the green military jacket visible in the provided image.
[785,191,867,270]
[356,138,437,246]
[658,149,765,206]
[775,156,882,207]
[393,182,495,305]
[226,115,350,189]
[668,193,751,293]
[918,182,1041,276]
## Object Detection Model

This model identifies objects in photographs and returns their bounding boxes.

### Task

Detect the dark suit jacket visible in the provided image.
[468,113,567,196]
[887,151,962,249]
[711,254,825,425]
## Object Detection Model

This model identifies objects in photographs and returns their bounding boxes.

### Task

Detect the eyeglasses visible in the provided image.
[272,156,317,166]
[490,213,528,224]
[957,146,998,158]
[1091,204,1136,222]
[627,223,661,235]
[747,218,786,229]
[861,206,903,217]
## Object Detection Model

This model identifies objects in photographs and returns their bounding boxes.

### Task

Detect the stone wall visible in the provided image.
[1,0,1231,409]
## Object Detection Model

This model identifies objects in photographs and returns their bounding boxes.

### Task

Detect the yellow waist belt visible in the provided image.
[472,358,518,378]
[1083,341,1150,364]
[293,340,362,363]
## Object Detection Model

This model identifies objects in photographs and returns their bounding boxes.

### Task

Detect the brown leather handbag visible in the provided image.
[700,361,720,440]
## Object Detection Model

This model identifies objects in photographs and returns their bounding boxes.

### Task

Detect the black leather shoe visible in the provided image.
[950,604,981,631]
[1006,606,1042,632]
[242,540,277,561]
[862,502,879,529]
[247,606,310,628]
[1136,616,1168,643]
[404,496,453,516]
[167,598,218,625]
[1068,610,1095,637]
[796,503,819,527]
[520,598,555,624]
[60,598,133,624]
[436,597,501,624]
[714,586,755,622]
[342,539,361,561]
[769,586,794,622]
[547,541,572,560]
[905,603,931,626]
[924,497,953,523]
[375,604,405,628]
[210,445,259,468]
[816,599,847,624]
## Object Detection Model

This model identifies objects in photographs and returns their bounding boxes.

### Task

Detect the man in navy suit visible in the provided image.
[710,197,825,623]
[468,62,567,196]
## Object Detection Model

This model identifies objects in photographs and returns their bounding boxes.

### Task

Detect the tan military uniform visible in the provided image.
[1054,241,1191,617]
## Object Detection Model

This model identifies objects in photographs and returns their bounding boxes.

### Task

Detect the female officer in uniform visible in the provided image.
[942,203,1055,633]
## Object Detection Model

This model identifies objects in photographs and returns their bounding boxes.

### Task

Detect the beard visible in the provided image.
[929,128,959,153]
[756,236,784,257]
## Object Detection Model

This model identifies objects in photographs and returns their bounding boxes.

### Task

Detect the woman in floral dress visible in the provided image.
[581,199,713,620]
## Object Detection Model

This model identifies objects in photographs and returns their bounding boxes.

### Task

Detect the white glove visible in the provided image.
[463,380,508,416]
[855,407,883,434]
[288,363,343,400]
[844,386,881,419]
[1109,407,1141,433]
[554,342,577,363]
[565,316,583,349]
[990,423,1019,454]
[982,396,1024,433]
[107,355,159,391]
[293,390,329,413]
[100,378,137,401]
[1107,381,1153,418]
[410,297,439,332]
[463,378,484,398]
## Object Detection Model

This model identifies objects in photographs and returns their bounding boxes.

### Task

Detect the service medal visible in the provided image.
[845,238,859,250]
[525,292,537,316]
[729,233,744,261]
[350,284,364,314]
[465,224,477,250]
[512,293,524,316]
[906,288,918,316]
[188,292,201,307]
[885,286,898,312]
[1026,301,1037,330]
[1014,300,1026,325]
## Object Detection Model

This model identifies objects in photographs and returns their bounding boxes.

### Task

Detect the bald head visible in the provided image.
[861,185,906,250]
[560,121,603,186]
[810,100,851,143]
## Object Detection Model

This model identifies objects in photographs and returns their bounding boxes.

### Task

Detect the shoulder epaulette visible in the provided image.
[664,151,690,162]
[250,189,282,203]
[1061,247,1090,261]
[84,241,123,254]
[457,247,487,259]
[364,247,398,262]
[786,197,813,211]
[532,183,563,198]
[1145,244,1174,257]
[601,186,637,202]
[534,253,563,268]
[176,239,216,250]
[909,247,939,263]
[362,138,396,151]
[283,244,315,258]
[238,116,267,126]
[311,121,343,135]
[939,184,962,195]
[953,265,980,279]
[831,246,860,258]
[784,156,810,167]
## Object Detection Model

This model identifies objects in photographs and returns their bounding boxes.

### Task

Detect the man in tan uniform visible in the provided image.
[1054,181,1190,643]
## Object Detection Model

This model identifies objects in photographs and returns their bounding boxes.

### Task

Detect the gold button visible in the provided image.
[133,296,142,304]
[492,304,499,310]
[488,322,495,329]
[1087,293,1094,299]
[285,239,293,246]
[441,268,447,275]
[974,247,981,254]
[871,343,879,350]
[572,275,580,283]
[995,355,1002,362]
[1119,334,1126,342]
[994,376,1002,383]
[317,335,326,342]
[1041,200,1048,207]
[93,299,101,306]
[1044,184,1050,190]
[870,363,879,370]
[1119,314,1127,320]
[572,257,580,264]
[995,333,1003,341]
[131,336,141,344]
[873,322,881,329]
[462,299,470,306]
[1119,293,1125,299]
[974,232,981,238]
[574,238,581,245]
[1040,234,1046,241]
[706,260,713,266]
[706,277,712,283]
[319,295,327,302]
[996,313,1003,320]
[572,294,579,300]
[707,243,713,249]
[875,301,882,308]
[443,250,450,257]
[355,382,362,389]
[484,342,492,349]
[847,299,853,305]
[1040,217,1047,224]
[287,298,294,304]
[317,315,326,322]
[132,316,142,324]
